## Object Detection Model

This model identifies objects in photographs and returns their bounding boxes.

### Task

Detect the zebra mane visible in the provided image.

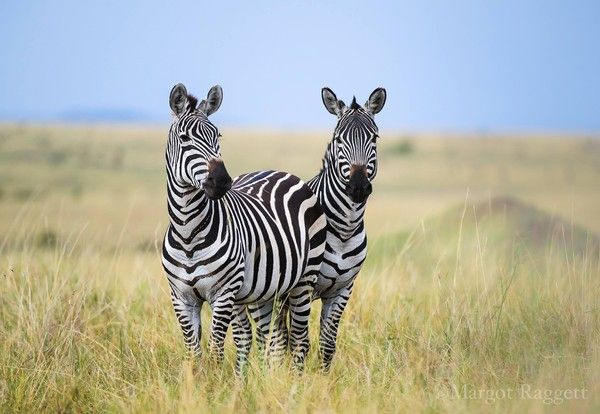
[318,139,336,172]
[186,94,199,111]
[349,96,361,110]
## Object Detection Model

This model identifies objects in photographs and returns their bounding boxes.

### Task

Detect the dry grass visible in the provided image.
[0,124,599,412]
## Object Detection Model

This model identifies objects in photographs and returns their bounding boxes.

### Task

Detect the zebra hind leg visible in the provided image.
[170,288,203,357]
[231,305,252,376]
[248,302,272,363]
[249,301,287,366]
[268,299,289,363]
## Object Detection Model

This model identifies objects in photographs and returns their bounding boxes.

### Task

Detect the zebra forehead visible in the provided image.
[179,112,213,130]
[337,113,377,135]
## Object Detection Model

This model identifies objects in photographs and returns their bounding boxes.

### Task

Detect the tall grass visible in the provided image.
[1,200,598,413]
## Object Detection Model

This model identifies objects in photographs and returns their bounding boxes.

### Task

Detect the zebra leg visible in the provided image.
[231,305,252,376]
[288,283,314,370]
[319,283,354,372]
[170,287,203,356]
[248,302,272,361]
[249,301,288,365]
[208,291,237,362]
[268,299,289,362]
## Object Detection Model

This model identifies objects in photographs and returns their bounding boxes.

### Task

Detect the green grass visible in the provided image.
[0,124,599,412]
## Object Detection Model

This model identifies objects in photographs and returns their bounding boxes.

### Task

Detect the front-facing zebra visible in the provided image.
[161,83,326,373]
[309,87,386,371]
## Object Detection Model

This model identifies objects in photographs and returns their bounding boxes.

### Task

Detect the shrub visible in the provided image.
[13,188,33,201]
[390,138,414,155]
[37,229,58,248]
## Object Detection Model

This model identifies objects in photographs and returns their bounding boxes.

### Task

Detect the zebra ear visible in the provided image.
[199,85,223,116]
[169,83,188,116]
[364,87,387,116]
[322,87,347,117]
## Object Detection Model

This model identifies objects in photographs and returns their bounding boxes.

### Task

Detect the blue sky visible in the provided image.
[1,0,599,131]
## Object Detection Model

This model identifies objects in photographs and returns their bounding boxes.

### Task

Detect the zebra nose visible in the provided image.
[204,159,232,199]
[347,166,372,203]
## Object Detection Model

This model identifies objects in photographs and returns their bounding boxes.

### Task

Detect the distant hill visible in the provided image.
[369,196,599,268]
[57,108,161,123]
[441,196,599,255]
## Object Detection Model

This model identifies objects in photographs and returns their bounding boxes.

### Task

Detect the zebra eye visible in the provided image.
[179,134,192,142]
[372,135,379,143]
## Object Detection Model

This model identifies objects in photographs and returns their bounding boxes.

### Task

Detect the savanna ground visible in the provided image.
[0,123,599,413]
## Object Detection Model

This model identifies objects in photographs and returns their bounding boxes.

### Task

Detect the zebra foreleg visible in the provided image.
[231,305,252,376]
[170,287,203,357]
[208,289,238,363]
[319,283,354,372]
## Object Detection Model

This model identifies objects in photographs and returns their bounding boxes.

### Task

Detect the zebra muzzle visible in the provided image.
[347,166,372,203]
[204,159,232,200]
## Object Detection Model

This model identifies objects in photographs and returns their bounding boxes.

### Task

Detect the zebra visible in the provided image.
[249,87,387,371]
[305,87,387,371]
[161,83,327,374]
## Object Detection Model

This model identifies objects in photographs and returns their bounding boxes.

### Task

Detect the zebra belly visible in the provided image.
[314,232,366,299]
[234,271,296,304]
[164,257,295,306]
[166,252,305,306]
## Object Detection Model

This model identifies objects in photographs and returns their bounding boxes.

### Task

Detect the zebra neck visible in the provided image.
[166,180,228,250]
[310,151,367,241]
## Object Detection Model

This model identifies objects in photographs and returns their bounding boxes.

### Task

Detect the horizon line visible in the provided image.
[1,121,599,138]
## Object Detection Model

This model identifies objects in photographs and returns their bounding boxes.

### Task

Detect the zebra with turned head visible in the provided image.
[162,83,326,373]
[308,87,387,371]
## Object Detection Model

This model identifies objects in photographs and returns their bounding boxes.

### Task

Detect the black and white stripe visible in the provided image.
[161,83,327,373]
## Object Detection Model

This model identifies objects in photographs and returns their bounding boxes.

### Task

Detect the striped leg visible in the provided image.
[170,287,203,356]
[249,302,272,360]
[269,300,289,362]
[288,283,314,370]
[208,288,239,362]
[249,301,288,364]
[319,283,354,372]
[231,306,252,375]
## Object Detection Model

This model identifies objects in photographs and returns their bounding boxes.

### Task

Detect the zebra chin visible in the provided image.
[347,188,371,204]
[203,183,231,200]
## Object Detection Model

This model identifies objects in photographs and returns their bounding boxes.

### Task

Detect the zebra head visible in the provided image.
[167,83,232,200]
[321,87,387,203]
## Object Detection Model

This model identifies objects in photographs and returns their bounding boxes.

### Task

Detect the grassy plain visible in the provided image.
[0,124,599,412]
